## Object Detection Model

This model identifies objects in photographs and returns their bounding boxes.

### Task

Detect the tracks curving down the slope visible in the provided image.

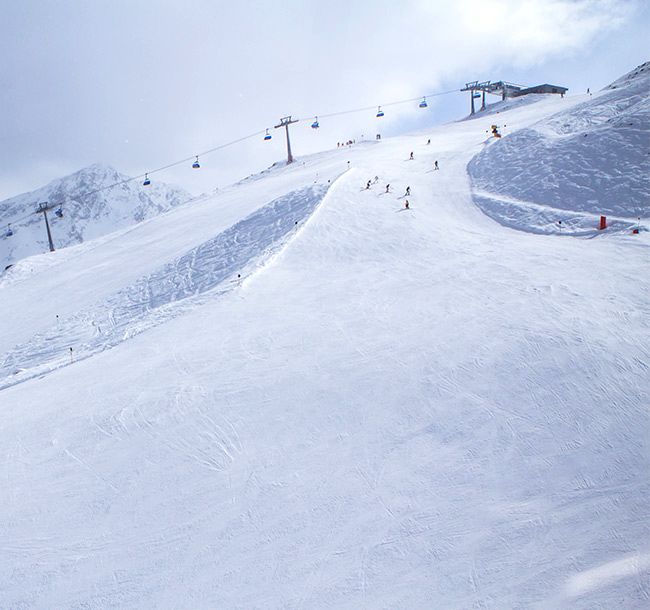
[0,182,335,391]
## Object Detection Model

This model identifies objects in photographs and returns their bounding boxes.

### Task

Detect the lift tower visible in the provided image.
[36,202,56,252]
[275,116,299,164]
[460,81,491,114]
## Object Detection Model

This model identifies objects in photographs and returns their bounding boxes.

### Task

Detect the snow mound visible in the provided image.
[467,64,650,234]
[0,164,191,268]
[0,183,331,389]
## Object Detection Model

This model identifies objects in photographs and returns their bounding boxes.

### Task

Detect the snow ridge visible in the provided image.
[0,183,331,389]
[467,65,650,234]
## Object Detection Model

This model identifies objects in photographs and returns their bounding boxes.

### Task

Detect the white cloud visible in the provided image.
[413,0,636,73]
[0,0,643,200]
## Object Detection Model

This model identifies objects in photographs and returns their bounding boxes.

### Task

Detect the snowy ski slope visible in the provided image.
[0,184,332,389]
[0,89,648,608]
[468,64,650,235]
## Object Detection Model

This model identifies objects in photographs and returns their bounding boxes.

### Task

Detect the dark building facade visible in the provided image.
[514,84,568,96]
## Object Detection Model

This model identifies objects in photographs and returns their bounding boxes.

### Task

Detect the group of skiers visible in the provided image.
[358,147,442,210]
[362,181,417,210]
[355,140,442,209]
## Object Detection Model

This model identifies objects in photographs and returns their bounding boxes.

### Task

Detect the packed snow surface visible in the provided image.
[467,62,650,235]
[0,184,332,389]
[0,85,649,608]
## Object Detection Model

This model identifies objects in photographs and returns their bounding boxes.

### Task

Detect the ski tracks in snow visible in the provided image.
[0,182,334,390]
[127,386,243,474]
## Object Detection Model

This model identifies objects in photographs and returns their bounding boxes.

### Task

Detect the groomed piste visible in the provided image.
[0,71,648,608]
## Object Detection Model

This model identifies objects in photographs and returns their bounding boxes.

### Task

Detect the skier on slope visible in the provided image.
[366,180,371,190]
[385,184,390,193]
[434,160,439,170]
[405,186,411,196]
[409,151,414,160]
[404,200,410,210]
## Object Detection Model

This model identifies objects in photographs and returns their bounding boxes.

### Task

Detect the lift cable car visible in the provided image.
[419,97,428,108]
[143,173,151,186]
[192,156,200,169]
[264,128,272,141]
[311,117,319,129]
[473,92,482,99]
[5,224,13,237]
[55,206,63,218]
[376,106,384,118]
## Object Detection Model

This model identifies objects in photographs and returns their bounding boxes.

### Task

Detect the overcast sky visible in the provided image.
[1,0,648,201]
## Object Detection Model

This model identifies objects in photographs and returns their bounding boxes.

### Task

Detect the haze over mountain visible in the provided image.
[0,164,190,269]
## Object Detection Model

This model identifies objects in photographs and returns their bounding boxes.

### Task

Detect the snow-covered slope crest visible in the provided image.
[0,164,191,268]
[467,62,650,235]
[0,183,331,389]
[605,60,650,90]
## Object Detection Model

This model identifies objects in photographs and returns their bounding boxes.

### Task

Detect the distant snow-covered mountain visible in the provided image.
[0,164,191,269]
[467,61,650,234]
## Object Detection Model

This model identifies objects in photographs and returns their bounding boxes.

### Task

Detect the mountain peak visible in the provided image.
[52,163,125,191]
[1,164,191,268]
